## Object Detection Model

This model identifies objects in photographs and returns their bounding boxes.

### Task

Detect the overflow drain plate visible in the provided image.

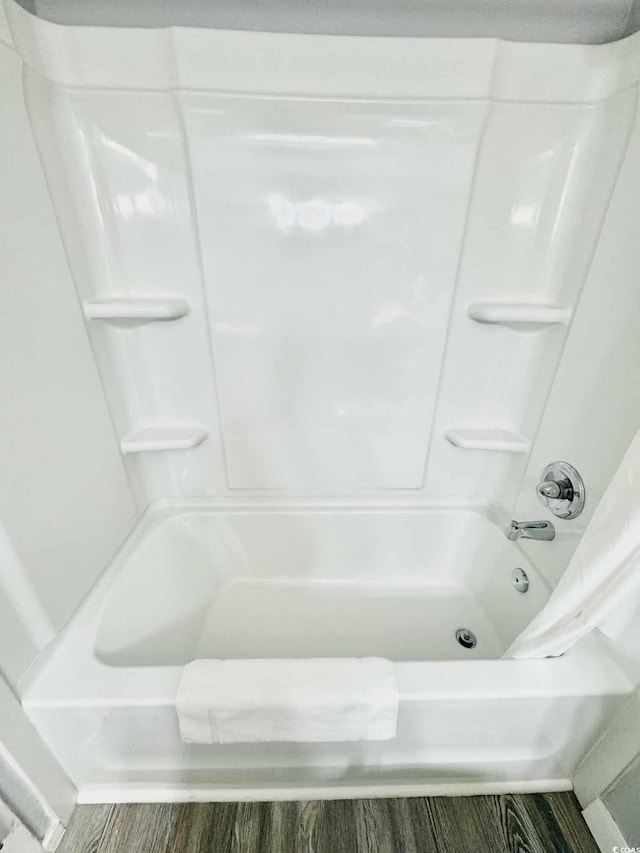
[512,567,530,593]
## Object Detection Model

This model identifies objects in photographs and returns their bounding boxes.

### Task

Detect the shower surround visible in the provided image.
[5,0,640,802]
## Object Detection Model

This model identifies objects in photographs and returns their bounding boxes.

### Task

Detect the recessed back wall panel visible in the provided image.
[185,98,486,490]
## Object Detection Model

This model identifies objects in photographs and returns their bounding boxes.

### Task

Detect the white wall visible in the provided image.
[8,0,635,43]
[0,32,137,687]
[0,799,44,853]
[602,754,640,844]
[514,84,640,586]
[574,688,640,846]
[0,673,75,844]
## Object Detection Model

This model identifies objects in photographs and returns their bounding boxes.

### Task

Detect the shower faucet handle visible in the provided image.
[537,478,573,501]
[536,461,585,520]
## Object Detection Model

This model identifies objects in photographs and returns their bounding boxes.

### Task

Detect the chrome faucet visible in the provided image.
[506,520,555,541]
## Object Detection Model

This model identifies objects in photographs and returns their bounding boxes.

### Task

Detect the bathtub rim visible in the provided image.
[18,498,640,709]
[92,496,549,667]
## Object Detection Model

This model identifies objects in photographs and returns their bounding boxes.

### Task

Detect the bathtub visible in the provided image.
[19,500,638,802]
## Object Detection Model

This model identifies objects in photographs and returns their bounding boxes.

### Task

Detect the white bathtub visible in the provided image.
[19,501,638,802]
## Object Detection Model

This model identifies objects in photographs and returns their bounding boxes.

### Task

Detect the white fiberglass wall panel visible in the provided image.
[184,98,486,490]
[0,41,137,686]
[22,81,227,507]
[514,85,640,588]
[19,19,638,505]
[425,89,637,499]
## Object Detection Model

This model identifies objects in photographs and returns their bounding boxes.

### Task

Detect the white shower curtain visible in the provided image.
[505,430,640,659]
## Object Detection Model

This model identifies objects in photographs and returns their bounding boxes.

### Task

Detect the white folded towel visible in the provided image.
[176,657,398,744]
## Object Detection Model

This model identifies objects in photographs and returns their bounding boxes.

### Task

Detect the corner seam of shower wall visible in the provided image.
[20,63,145,515]
[512,83,640,520]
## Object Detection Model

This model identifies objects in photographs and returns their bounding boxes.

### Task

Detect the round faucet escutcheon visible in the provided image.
[536,461,585,520]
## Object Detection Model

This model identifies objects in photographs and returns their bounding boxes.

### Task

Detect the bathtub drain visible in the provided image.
[455,628,477,649]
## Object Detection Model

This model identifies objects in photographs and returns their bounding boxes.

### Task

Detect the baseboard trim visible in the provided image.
[583,799,627,853]
[42,820,66,852]
[77,778,572,804]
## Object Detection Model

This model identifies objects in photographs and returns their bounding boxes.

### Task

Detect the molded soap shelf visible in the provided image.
[120,426,207,454]
[445,428,530,453]
[84,298,190,326]
[467,303,572,331]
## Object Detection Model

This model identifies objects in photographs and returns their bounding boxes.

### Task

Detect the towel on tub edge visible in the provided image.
[175,657,398,744]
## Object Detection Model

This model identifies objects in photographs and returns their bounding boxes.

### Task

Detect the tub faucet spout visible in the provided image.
[506,520,555,541]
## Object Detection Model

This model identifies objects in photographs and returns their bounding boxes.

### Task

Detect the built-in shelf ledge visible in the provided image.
[121,426,207,454]
[467,302,572,331]
[445,428,530,453]
[84,297,190,326]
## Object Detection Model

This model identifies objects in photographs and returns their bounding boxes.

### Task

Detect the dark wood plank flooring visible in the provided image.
[58,794,598,853]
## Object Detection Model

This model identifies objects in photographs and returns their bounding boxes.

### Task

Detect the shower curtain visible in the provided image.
[505,430,640,659]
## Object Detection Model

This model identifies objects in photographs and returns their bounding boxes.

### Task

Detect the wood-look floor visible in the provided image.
[57,793,598,853]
